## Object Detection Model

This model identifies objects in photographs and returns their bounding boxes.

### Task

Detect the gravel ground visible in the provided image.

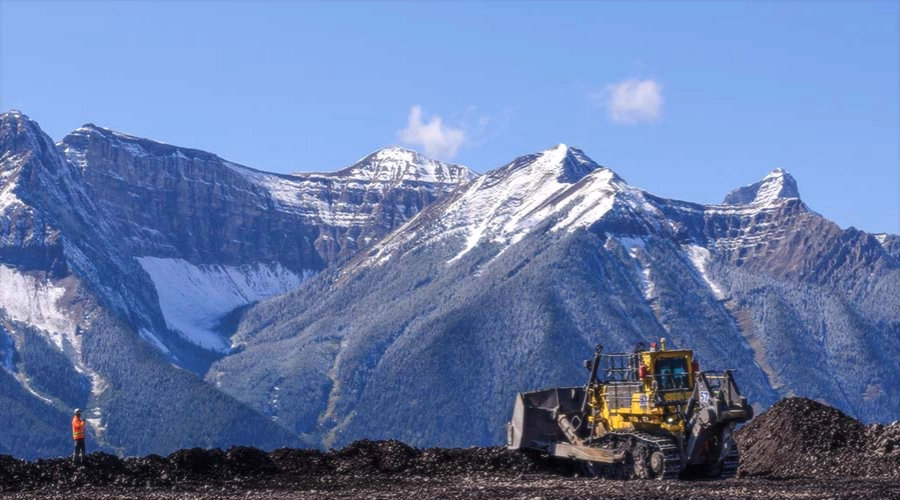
[4,397,899,499]
[3,476,900,500]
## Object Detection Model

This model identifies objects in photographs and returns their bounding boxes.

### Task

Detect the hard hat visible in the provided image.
[74,408,81,415]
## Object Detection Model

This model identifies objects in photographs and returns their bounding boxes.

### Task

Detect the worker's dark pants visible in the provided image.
[73,438,85,465]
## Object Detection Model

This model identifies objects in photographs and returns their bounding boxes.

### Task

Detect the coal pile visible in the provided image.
[736,397,900,478]
[329,439,418,474]
[0,439,561,493]
[3,397,900,494]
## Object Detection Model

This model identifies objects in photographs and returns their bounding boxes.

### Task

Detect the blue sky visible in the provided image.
[1,1,898,233]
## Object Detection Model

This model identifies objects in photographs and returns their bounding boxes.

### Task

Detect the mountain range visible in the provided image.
[1,110,897,458]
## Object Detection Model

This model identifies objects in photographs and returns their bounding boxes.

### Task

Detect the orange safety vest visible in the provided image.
[72,416,85,440]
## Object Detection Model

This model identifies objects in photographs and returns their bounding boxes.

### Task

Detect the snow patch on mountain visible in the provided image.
[86,412,104,435]
[233,169,308,212]
[90,371,108,397]
[617,236,646,255]
[551,170,618,232]
[0,328,15,373]
[0,265,78,350]
[684,245,726,299]
[137,257,311,352]
[616,237,657,300]
[138,328,171,355]
[18,375,53,405]
[87,372,109,435]
[0,167,23,211]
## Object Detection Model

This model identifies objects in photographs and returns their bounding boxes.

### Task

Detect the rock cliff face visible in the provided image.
[877,233,900,260]
[0,110,473,458]
[1,111,78,276]
[60,125,473,271]
[652,169,893,294]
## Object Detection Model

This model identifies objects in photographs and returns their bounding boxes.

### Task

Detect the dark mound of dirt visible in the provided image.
[224,446,278,476]
[330,439,418,474]
[168,447,227,479]
[0,440,559,493]
[268,448,330,475]
[736,397,900,478]
[3,397,898,493]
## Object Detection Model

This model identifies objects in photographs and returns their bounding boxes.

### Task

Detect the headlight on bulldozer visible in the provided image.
[666,416,675,424]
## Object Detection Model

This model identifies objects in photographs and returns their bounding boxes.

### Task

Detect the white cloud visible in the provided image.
[597,79,663,124]
[397,106,465,160]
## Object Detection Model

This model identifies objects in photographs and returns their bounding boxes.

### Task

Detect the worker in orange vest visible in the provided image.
[72,408,86,466]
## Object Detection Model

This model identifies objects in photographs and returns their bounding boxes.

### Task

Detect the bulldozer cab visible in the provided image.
[587,339,697,435]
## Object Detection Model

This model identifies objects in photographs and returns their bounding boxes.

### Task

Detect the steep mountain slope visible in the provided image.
[0,112,302,458]
[57,124,473,359]
[0,110,473,458]
[210,144,900,448]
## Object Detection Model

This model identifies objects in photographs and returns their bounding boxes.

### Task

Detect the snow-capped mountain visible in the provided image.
[3,110,897,458]
[211,144,900,449]
[52,121,474,357]
[368,143,651,265]
[0,110,472,458]
[317,146,473,184]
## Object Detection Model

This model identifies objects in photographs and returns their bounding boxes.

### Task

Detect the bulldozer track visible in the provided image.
[631,431,684,480]
[611,431,684,480]
[720,443,740,479]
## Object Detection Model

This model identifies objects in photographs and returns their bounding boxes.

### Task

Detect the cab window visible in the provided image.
[655,358,689,390]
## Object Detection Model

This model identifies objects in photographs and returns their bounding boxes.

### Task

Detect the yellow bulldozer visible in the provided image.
[508,339,753,479]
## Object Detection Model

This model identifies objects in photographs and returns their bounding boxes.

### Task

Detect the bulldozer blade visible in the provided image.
[508,387,585,452]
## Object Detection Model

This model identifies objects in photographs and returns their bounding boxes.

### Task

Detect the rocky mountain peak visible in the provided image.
[0,109,31,128]
[499,143,604,185]
[1,111,75,201]
[332,146,475,185]
[71,123,143,140]
[374,144,625,265]
[1,110,54,161]
[723,167,801,206]
[60,123,220,166]
[366,146,422,162]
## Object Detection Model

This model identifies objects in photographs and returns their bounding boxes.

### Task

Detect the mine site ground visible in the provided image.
[4,476,900,500]
[2,398,899,499]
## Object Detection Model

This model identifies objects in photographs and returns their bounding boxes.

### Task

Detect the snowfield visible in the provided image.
[0,264,78,350]
[137,257,312,352]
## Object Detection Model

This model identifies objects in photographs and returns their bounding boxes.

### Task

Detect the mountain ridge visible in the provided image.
[1,109,898,458]
[210,142,899,450]
[0,110,476,458]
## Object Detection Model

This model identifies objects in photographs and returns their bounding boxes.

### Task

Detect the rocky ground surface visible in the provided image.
[2,397,899,499]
